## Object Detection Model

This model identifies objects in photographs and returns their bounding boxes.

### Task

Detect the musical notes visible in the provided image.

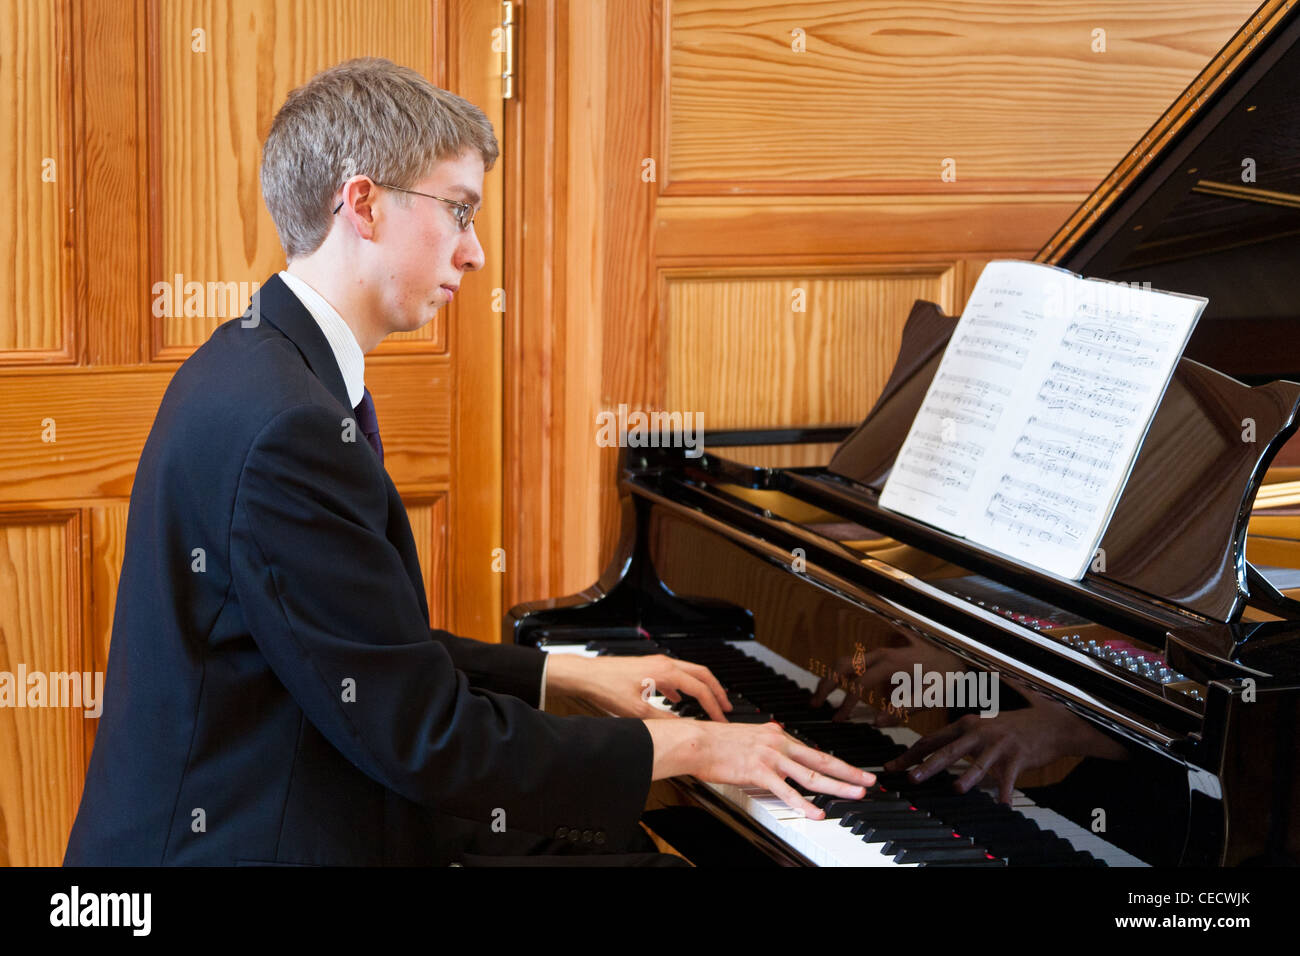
[953,333,1030,370]
[985,492,1086,547]
[880,260,1205,579]
[944,374,1013,398]
[1061,339,1158,368]
[968,316,1037,342]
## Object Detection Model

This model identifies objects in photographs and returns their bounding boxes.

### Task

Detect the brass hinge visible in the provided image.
[497,1,516,100]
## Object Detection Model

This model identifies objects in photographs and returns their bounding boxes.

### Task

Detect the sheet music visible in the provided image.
[880,260,1206,579]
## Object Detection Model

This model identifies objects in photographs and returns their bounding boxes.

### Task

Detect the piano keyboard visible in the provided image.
[540,637,1146,867]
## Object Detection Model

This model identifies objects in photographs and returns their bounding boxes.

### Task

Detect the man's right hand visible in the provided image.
[643,718,875,820]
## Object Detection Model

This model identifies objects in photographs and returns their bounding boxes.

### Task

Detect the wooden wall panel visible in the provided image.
[78,0,150,367]
[0,361,451,502]
[665,0,1264,192]
[403,494,448,628]
[84,502,128,765]
[0,369,172,501]
[654,196,1080,262]
[444,0,505,639]
[0,0,67,359]
[664,267,956,429]
[153,0,443,354]
[361,359,453,492]
[0,513,83,867]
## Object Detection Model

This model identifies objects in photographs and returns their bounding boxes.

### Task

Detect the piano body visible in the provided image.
[509,1,1300,867]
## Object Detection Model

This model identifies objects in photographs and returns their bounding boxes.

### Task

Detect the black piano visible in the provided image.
[509,1,1300,867]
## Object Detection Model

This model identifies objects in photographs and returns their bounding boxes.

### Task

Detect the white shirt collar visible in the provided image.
[277,270,366,408]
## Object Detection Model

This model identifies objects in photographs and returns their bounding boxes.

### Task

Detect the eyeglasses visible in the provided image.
[332,181,478,231]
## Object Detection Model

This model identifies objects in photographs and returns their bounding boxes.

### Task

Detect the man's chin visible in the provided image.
[404,307,442,332]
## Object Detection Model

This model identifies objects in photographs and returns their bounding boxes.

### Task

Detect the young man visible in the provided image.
[64,58,871,866]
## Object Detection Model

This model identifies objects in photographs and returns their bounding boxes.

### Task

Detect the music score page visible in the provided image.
[879,260,1206,579]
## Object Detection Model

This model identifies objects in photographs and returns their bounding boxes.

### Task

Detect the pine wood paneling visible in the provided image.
[0,512,83,867]
[656,196,1085,262]
[79,0,151,368]
[0,369,172,500]
[444,0,504,640]
[403,493,448,628]
[665,0,1263,192]
[665,267,956,429]
[0,0,68,360]
[0,361,452,502]
[84,502,128,765]
[357,359,454,493]
[502,0,562,611]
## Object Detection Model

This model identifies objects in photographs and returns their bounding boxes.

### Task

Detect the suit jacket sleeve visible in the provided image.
[425,626,546,707]
[229,402,652,842]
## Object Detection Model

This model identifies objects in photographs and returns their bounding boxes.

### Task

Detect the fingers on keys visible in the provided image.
[764,772,825,820]
[678,672,727,723]
[772,736,876,816]
[681,661,732,714]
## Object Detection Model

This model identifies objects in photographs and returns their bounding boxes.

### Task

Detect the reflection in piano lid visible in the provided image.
[510,4,1300,867]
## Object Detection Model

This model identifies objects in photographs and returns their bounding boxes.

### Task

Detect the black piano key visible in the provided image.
[881,835,975,853]
[921,858,1008,867]
[592,644,664,656]
[894,846,996,864]
[823,800,915,820]
[854,823,955,841]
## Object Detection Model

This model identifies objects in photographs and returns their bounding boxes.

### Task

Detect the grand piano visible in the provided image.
[509,0,1300,867]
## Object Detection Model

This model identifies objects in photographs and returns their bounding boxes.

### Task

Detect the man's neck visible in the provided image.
[284,258,383,354]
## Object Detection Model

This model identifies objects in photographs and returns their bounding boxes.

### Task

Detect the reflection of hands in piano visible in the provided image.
[545,652,733,721]
[883,696,1126,804]
[811,641,966,724]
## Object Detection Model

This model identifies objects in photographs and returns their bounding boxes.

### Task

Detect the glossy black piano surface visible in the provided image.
[512,434,1299,866]
[509,2,1300,867]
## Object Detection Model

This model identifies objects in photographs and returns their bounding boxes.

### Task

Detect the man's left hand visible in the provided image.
[544,653,732,721]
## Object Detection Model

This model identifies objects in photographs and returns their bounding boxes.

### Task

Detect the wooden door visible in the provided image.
[0,0,506,867]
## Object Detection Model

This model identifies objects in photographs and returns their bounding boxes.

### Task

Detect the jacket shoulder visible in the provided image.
[164,317,344,435]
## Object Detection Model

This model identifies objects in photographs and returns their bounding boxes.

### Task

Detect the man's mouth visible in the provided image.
[440,284,458,302]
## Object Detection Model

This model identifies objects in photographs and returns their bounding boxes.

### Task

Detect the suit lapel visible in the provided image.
[249,273,353,413]
[251,274,428,621]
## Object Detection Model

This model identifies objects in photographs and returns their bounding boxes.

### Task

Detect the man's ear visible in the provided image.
[338,176,379,240]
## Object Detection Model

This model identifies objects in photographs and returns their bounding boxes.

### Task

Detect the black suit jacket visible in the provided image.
[64,274,653,865]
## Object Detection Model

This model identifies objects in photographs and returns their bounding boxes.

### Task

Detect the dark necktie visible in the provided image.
[353,387,384,464]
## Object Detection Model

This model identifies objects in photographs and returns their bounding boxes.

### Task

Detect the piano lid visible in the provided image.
[1037,0,1300,383]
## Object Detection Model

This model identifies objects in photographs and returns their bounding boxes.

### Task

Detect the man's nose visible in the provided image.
[456,226,485,272]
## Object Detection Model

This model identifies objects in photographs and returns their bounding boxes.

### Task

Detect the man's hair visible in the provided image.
[260,57,498,259]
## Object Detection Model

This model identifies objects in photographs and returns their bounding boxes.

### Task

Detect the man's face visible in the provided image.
[370,148,486,335]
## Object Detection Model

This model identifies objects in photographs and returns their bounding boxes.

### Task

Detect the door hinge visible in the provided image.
[497,1,517,100]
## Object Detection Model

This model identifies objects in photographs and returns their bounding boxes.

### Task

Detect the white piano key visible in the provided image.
[703,781,916,867]
[537,642,601,657]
